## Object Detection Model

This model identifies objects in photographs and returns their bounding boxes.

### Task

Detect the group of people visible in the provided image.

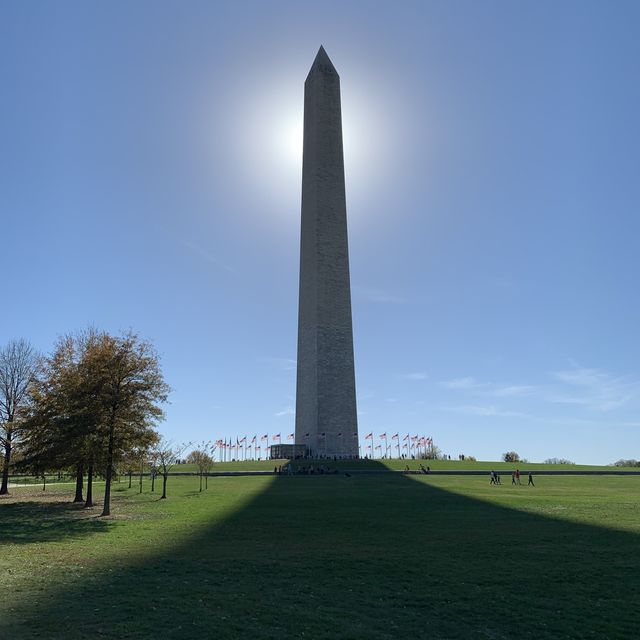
[274,464,338,476]
[403,464,431,474]
[490,469,535,486]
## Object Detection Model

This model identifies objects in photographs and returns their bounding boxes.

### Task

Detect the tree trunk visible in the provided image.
[85,462,94,508]
[42,474,46,491]
[73,463,84,503]
[151,472,155,492]
[128,471,132,489]
[161,473,168,499]
[0,438,12,495]
[205,475,208,490]
[101,422,115,517]
[199,472,203,492]
[139,468,143,494]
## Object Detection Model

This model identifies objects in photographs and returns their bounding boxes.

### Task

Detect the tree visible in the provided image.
[0,339,39,495]
[79,332,167,517]
[149,449,159,492]
[613,459,640,467]
[132,446,151,494]
[544,457,575,465]
[502,451,520,463]
[421,443,443,460]
[154,439,189,499]
[188,442,215,491]
[19,332,103,506]
[20,330,166,514]
[120,451,137,489]
[119,446,150,492]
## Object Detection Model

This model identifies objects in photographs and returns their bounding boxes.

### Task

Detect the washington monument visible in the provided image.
[295,46,358,458]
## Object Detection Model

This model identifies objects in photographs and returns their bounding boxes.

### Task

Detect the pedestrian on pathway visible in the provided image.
[528,472,534,486]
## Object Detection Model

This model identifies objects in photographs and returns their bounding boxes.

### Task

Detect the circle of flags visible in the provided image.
[213,433,435,460]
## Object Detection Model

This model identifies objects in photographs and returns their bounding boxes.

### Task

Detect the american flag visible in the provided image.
[273,433,281,441]
[403,434,409,441]
[365,432,373,439]
[392,433,399,440]
[251,435,256,443]
[380,432,387,439]
[287,433,294,440]
[261,434,268,441]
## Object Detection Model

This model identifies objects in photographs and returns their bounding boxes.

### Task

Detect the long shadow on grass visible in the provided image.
[2,463,640,640]
[0,501,110,544]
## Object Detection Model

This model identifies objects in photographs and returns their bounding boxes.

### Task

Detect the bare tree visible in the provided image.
[0,339,39,495]
[187,442,215,491]
[544,457,575,465]
[133,446,151,494]
[154,439,190,499]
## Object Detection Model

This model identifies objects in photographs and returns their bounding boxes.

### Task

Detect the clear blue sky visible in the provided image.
[2,1,639,463]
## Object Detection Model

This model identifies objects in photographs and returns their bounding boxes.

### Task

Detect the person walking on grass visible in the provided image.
[490,471,496,485]
[528,471,534,486]
[512,471,516,485]
[516,469,521,485]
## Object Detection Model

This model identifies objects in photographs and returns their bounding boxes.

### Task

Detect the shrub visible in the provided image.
[613,459,640,467]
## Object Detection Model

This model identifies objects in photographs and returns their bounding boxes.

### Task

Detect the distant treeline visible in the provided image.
[613,459,640,467]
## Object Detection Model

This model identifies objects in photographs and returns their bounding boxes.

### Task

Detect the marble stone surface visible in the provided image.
[294,47,359,458]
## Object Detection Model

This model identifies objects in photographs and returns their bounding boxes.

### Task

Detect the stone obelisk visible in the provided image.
[295,46,358,458]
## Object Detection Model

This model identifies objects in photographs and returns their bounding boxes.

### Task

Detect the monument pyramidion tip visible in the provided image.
[307,45,339,78]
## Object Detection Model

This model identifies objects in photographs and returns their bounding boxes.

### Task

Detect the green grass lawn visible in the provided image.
[7,459,635,485]
[176,458,638,472]
[1,468,639,639]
